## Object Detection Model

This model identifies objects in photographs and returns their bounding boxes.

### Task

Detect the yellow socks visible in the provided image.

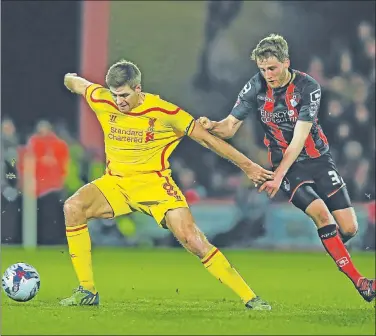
[66,224,96,293]
[66,228,254,302]
[201,247,256,303]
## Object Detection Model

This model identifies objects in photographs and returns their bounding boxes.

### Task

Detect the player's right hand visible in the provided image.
[197,117,214,131]
[245,163,274,186]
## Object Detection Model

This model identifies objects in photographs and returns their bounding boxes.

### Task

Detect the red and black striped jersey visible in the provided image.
[231,69,329,167]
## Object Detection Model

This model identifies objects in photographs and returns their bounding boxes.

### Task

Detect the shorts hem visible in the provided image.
[327,183,346,198]
[152,204,190,226]
[288,180,315,202]
[89,181,118,219]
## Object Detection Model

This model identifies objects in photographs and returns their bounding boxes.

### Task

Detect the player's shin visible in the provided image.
[66,224,96,293]
[201,246,256,303]
[318,224,362,286]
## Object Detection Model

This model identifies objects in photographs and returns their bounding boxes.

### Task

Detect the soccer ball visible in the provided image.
[2,263,41,302]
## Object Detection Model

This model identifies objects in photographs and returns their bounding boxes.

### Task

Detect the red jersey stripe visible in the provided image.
[284,83,299,119]
[305,134,321,158]
[90,87,119,110]
[85,84,95,99]
[160,138,181,170]
[125,107,181,116]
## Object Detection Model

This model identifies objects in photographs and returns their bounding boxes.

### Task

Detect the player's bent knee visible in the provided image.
[338,221,358,244]
[340,219,359,238]
[63,197,87,226]
[342,226,358,237]
[332,206,358,241]
[181,233,212,259]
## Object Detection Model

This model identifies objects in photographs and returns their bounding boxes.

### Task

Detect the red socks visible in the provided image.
[318,224,362,286]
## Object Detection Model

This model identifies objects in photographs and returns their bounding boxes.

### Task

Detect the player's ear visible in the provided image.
[135,84,142,93]
[284,58,290,68]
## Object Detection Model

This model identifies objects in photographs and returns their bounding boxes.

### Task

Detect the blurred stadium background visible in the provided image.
[1,1,375,251]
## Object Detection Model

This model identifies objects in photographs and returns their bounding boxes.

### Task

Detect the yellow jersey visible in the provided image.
[84,84,195,176]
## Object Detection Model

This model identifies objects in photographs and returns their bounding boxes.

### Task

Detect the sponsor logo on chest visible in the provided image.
[259,109,298,124]
[107,115,158,143]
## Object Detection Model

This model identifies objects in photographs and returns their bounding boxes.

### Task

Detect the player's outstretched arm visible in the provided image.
[64,73,93,95]
[189,121,274,185]
[197,115,243,139]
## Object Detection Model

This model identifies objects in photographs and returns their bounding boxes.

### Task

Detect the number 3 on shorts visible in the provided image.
[328,170,342,186]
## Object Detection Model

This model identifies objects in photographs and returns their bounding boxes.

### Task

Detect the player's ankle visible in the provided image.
[244,293,257,304]
[81,284,96,293]
[356,277,366,287]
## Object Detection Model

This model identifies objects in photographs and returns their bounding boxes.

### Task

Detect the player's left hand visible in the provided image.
[258,174,283,198]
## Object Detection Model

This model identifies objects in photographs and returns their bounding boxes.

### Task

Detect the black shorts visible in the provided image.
[279,153,346,204]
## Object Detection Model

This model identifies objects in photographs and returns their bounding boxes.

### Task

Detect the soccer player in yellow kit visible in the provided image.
[60,60,274,310]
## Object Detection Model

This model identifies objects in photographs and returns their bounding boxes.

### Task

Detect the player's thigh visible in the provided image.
[305,198,336,229]
[131,171,211,255]
[282,169,337,227]
[312,154,346,200]
[64,183,113,222]
[91,175,133,218]
[164,207,211,257]
[310,155,357,231]
[279,161,316,212]
[135,170,189,227]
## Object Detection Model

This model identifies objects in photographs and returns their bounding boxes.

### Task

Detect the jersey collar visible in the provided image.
[281,68,295,88]
[271,68,296,91]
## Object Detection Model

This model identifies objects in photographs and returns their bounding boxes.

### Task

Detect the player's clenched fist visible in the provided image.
[198,117,214,130]
[64,73,78,92]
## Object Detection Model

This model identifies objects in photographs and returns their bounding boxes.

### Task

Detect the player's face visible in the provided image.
[110,84,142,113]
[257,56,290,88]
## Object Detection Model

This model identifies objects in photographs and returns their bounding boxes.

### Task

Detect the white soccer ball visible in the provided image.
[2,263,41,302]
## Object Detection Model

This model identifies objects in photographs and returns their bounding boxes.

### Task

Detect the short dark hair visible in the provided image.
[105,59,142,89]
[251,34,289,63]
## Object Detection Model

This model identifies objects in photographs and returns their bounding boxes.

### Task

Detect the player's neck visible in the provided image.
[279,69,292,88]
[134,92,146,109]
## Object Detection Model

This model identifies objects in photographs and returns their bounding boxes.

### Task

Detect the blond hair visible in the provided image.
[251,34,289,62]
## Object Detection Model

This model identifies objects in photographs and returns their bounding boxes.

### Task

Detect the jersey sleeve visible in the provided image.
[84,83,111,115]
[230,80,257,121]
[298,77,322,122]
[158,100,195,136]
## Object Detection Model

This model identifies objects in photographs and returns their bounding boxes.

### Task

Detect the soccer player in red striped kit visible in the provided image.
[199,34,375,302]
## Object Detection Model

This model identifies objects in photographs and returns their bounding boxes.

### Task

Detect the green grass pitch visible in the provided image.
[1,246,375,335]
